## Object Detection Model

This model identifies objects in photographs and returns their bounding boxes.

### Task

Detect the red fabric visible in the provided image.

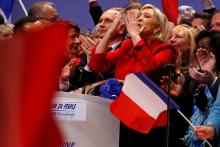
[110,92,155,134]
[153,111,167,128]
[88,39,177,80]
[0,23,68,147]
[161,0,178,25]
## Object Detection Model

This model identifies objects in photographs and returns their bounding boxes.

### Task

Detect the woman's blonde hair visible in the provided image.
[172,24,197,68]
[140,4,169,42]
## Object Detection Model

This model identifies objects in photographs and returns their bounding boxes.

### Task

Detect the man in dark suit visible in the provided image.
[59,8,126,92]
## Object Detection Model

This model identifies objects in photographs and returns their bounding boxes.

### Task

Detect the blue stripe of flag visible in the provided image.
[134,72,179,109]
[0,0,15,18]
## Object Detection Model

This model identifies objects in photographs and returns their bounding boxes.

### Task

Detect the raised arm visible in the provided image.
[125,11,141,45]
[88,0,103,25]
[200,0,216,14]
[200,0,214,10]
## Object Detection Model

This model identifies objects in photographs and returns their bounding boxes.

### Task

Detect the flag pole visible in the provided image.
[177,110,213,147]
[165,64,173,147]
[0,8,7,23]
[18,0,28,16]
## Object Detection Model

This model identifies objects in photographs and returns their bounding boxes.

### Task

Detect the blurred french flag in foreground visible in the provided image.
[161,0,178,25]
[110,72,179,134]
[0,0,14,21]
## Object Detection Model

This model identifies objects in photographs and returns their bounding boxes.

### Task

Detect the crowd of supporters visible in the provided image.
[1,0,220,146]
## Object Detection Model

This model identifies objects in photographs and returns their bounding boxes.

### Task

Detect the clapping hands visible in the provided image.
[189,48,216,84]
[80,35,96,62]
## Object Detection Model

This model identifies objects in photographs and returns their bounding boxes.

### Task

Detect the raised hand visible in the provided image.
[125,11,141,44]
[107,12,124,37]
[189,67,216,84]
[160,74,184,97]
[125,11,139,36]
[194,25,206,33]
[200,0,214,9]
[196,48,216,71]
[60,58,79,82]
[195,126,215,140]
[80,35,96,62]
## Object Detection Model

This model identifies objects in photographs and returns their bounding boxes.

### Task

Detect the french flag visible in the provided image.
[161,0,178,25]
[0,0,14,21]
[110,72,179,134]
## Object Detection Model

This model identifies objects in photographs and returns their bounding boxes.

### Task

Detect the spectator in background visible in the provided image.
[59,20,87,91]
[191,12,212,32]
[163,24,197,147]
[168,24,197,74]
[178,0,216,26]
[161,30,217,146]
[162,30,215,110]
[177,5,195,25]
[28,1,59,21]
[182,30,219,147]
[125,0,141,18]
[195,30,215,53]
[63,20,81,61]
[188,31,220,146]
[211,10,220,31]
[13,16,50,33]
[89,23,102,44]
[201,0,216,15]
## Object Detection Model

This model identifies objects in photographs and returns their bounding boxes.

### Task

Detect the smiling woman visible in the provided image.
[63,20,81,60]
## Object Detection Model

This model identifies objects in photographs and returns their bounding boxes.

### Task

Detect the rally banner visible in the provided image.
[53,92,120,147]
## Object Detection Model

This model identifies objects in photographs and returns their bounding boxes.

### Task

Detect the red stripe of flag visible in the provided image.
[110,92,155,134]
[110,73,179,134]
[0,23,68,147]
[161,0,178,25]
